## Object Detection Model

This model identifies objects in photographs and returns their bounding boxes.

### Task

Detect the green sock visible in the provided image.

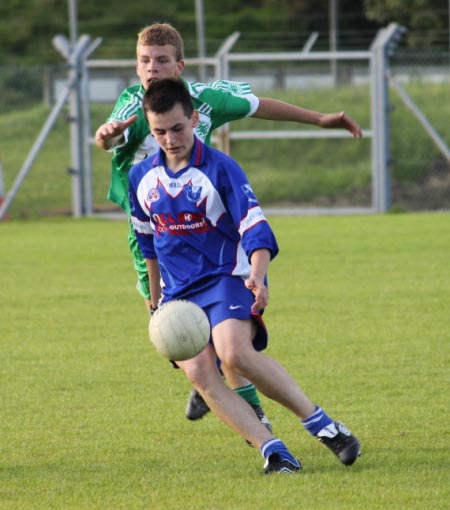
[234,384,261,407]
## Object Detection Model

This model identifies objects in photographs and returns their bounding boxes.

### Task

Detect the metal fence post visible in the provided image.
[69,46,85,218]
[54,34,101,217]
[214,32,241,154]
[370,33,390,213]
[370,23,407,212]
[80,37,102,216]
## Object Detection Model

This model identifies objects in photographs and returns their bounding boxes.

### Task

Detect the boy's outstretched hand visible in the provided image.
[319,111,363,138]
[94,114,139,150]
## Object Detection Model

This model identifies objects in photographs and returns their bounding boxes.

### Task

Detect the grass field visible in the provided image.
[1,213,449,509]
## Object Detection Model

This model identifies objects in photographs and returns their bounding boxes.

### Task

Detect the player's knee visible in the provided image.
[180,355,216,391]
[220,348,252,374]
[181,363,203,387]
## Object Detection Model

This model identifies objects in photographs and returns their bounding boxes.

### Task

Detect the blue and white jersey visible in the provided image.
[129,137,278,299]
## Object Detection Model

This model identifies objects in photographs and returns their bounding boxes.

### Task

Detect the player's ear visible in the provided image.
[175,59,185,76]
[191,110,199,127]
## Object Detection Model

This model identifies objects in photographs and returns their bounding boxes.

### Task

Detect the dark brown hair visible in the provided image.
[143,78,194,118]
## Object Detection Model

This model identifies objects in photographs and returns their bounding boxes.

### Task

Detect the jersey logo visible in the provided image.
[186,185,202,202]
[151,211,210,236]
[195,121,210,141]
[195,111,212,142]
[241,184,258,203]
[147,188,160,202]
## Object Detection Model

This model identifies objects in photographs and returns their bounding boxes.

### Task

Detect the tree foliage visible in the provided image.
[0,0,447,63]
[364,0,448,46]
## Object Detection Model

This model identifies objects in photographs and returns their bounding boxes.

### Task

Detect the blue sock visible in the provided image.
[260,438,300,467]
[301,406,334,436]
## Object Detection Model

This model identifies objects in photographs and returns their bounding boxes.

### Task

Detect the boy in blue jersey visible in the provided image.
[95,22,363,425]
[128,78,361,473]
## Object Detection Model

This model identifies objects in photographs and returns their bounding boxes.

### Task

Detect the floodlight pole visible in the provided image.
[329,0,339,85]
[195,0,207,81]
[68,0,78,46]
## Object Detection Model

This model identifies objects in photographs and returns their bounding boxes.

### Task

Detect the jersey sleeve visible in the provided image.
[215,155,278,260]
[187,80,259,130]
[107,86,143,122]
[129,165,157,259]
[106,86,147,151]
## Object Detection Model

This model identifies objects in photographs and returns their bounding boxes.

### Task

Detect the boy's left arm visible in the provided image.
[245,249,271,313]
[253,97,363,138]
[146,258,161,312]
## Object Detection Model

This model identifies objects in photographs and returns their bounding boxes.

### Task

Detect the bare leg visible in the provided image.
[212,319,316,419]
[148,299,256,395]
[220,365,254,390]
[177,344,273,448]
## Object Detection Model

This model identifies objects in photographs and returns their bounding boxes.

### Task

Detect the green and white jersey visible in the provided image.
[105,78,259,213]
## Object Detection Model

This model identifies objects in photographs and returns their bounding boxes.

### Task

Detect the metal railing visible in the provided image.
[2,23,449,219]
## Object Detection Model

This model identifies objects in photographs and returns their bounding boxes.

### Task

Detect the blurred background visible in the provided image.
[0,0,449,218]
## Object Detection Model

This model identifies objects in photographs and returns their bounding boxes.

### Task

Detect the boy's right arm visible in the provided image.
[94,114,139,150]
[146,258,161,310]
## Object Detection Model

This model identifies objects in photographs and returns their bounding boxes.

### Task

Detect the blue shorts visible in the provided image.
[162,275,268,352]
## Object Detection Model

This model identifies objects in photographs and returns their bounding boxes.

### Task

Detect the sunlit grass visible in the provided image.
[1,213,449,509]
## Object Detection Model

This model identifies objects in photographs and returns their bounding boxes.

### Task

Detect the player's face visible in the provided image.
[136,45,185,90]
[147,104,199,172]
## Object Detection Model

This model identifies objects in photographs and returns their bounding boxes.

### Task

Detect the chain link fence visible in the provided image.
[0,48,449,219]
[389,49,450,211]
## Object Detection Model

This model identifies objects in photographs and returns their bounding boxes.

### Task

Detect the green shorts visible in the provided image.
[128,221,151,300]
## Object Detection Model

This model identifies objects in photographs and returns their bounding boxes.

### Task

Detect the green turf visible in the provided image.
[1,213,449,509]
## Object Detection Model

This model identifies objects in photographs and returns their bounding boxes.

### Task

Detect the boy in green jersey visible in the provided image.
[95,22,363,426]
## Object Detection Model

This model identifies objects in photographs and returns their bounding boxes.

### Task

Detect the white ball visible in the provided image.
[149,300,210,361]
